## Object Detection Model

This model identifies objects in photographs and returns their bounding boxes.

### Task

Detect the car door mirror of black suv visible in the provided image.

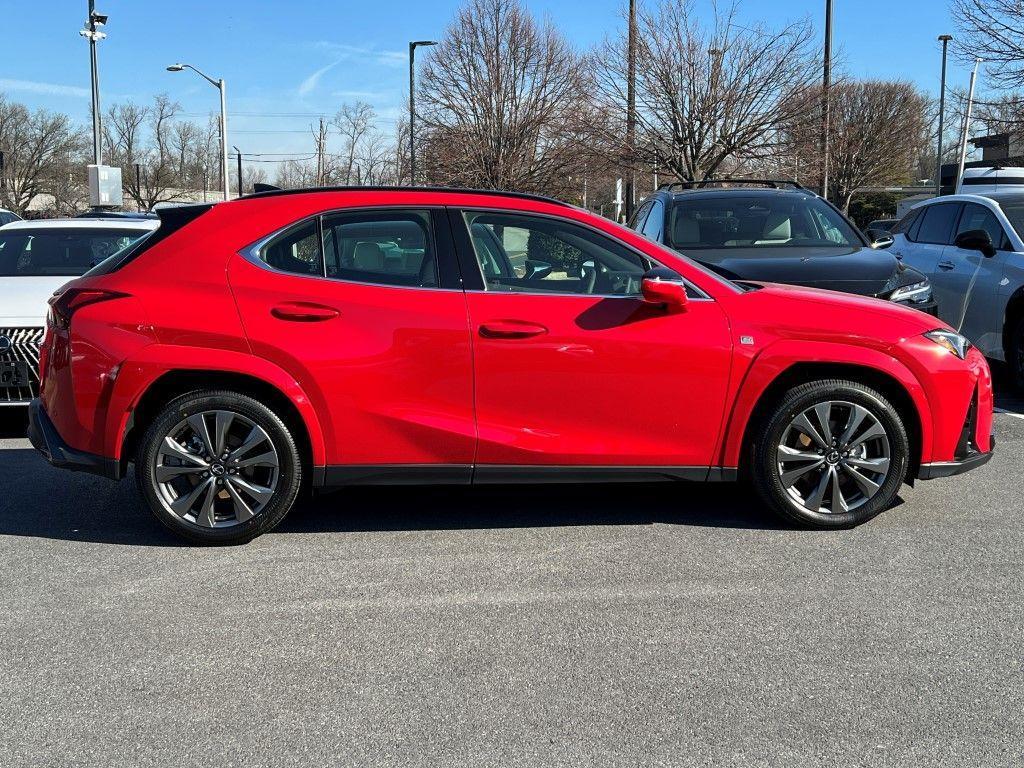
[865,228,894,249]
[954,229,997,258]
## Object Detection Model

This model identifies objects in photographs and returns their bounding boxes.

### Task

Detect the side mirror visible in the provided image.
[865,228,894,249]
[523,259,553,281]
[641,267,688,311]
[954,228,996,257]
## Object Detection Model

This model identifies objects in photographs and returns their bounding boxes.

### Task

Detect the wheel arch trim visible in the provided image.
[104,345,327,467]
[721,341,932,470]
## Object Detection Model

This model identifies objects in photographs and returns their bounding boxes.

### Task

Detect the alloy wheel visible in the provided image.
[776,400,891,515]
[152,410,280,528]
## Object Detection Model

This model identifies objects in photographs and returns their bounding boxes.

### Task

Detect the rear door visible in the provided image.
[229,207,475,476]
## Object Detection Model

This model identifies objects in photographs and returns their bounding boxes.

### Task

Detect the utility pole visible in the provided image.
[936,35,953,194]
[409,40,438,187]
[80,1,107,165]
[956,57,982,194]
[234,146,243,197]
[624,0,637,220]
[134,162,141,210]
[820,0,833,200]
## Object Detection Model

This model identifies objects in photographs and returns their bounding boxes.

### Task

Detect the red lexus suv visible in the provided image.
[28,188,994,544]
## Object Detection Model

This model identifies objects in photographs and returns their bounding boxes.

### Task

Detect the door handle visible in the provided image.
[479,320,548,339]
[937,260,956,271]
[271,302,339,322]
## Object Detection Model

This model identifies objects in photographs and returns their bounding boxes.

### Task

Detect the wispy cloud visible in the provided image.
[310,41,409,68]
[331,89,386,100]
[0,78,90,98]
[297,60,343,96]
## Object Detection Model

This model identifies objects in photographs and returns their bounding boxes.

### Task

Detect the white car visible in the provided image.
[0,217,157,406]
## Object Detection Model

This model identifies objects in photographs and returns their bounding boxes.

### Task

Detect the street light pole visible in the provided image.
[955,57,983,194]
[79,1,108,165]
[936,34,953,194]
[167,63,229,201]
[624,0,637,221]
[234,146,243,198]
[408,40,437,187]
[820,0,833,200]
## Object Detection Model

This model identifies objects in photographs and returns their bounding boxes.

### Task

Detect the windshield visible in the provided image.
[0,227,149,277]
[667,194,860,253]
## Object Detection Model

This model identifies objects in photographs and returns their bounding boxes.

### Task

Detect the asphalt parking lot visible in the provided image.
[1,396,1022,767]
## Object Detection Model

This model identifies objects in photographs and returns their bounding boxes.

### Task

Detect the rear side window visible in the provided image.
[912,203,961,245]
[322,210,437,288]
[257,219,323,276]
[641,199,665,241]
[628,201,653,232]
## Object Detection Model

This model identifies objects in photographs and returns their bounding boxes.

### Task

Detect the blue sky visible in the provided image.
[2,0,970,160]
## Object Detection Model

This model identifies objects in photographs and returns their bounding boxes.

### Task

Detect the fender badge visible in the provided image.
[740,335,755,346]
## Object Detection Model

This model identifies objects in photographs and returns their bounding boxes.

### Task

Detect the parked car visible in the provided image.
[956,166,1024,195]
[0,208,22,226]
[890,191,1024,390]
[29,188,993,544]
[0,217,156,406]
[629,180,937,314]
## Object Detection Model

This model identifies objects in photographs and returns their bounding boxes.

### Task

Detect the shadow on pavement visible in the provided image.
[0,442,783,547]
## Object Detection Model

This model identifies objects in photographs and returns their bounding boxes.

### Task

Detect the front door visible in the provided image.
[454,208,733,472]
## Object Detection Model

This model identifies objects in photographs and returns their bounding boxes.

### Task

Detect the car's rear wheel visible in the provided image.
[751,379,909,528]
[136,391,302,545]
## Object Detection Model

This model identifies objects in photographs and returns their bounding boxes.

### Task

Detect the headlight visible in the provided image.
[924,329,972,359]
[889,280,932,304]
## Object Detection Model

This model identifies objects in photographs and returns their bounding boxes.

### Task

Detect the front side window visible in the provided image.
[894,208,921,235]
[641,199,665,242]
[665,194,858,252]
[464,211,648,296]
[322,210,437,288]
[956,203,1009,250]
[257,219,323,276]
[0,227,148,277]
[913,203,961,245]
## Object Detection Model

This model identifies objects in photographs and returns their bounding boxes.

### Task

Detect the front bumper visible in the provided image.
[917,440,995,479]
[27,398,121,480]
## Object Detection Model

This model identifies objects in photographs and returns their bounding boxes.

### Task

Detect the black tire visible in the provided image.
[135,390,302,545]
[750,379,909,529]
[1008,316,1024,395]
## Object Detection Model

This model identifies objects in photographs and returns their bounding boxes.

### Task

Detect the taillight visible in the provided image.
[47,288,128,331]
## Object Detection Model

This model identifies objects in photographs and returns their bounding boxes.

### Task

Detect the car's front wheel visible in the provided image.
[136,391,302,545]
[751,379,909,528]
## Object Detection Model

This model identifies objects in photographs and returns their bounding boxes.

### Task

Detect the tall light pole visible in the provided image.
[624,0,637,221]
[956,57,983,194]
[234,145,243,198]
[936,34,953,194]
[409,40,437,186]
[167,63,229,201]
[79,1,108,165]
[820,0,834,200]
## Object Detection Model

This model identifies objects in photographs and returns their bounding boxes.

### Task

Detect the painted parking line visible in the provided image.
[995,407,1024,420]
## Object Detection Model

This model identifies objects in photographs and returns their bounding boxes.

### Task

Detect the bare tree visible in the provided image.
[788,81,929,212]
[0,94,88,215]
[594,0,820,183]
[416,0,594,196]
[332,102,375,184]
[953,0,1024,89]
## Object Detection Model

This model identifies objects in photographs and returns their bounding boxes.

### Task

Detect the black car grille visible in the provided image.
[0,327,44,404]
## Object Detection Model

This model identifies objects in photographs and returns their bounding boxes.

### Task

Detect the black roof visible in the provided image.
[238,185,572,209]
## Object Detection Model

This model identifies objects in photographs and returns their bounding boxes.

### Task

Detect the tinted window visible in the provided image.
[0,227,148,277]
[997,198,1024,244]
[464,211,648,296]
[641,199,665,242]
[894,208,921,234]
[257,219,323,276]
[628,201,653,232]
[666,194,858,250]
[322,210,437,288]
[913,203,960,245]
[955,203,1008,250]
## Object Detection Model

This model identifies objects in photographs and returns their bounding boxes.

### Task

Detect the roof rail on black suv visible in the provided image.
[658,178,808,192]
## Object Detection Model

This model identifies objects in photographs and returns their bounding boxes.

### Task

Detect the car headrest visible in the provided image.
[353,241,384,271]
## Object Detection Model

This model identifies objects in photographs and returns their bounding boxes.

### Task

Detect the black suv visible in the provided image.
[629,180,937,313]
